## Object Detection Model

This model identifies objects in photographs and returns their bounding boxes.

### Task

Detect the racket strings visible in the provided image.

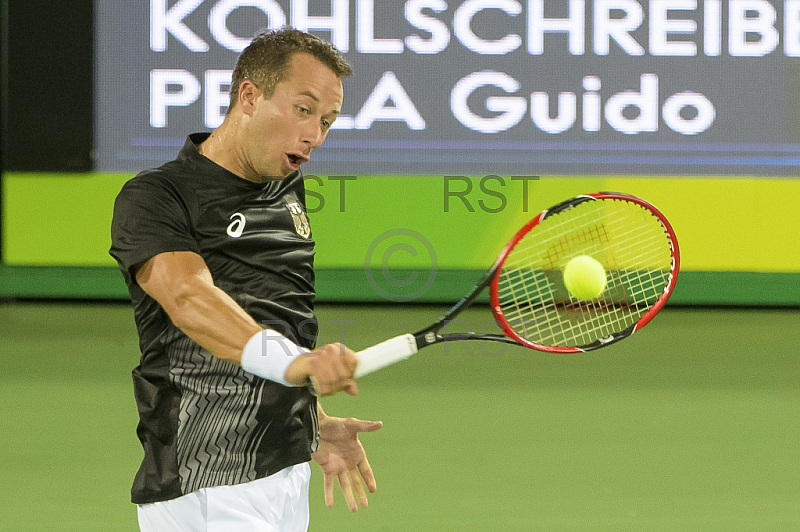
[504,215,667,345]
[496,199,674,348]
[506,242,665,345]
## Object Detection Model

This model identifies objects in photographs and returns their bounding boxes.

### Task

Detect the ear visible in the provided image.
[237,80,261,116]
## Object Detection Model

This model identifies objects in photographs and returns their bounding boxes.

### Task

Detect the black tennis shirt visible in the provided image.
[110,133,319,504]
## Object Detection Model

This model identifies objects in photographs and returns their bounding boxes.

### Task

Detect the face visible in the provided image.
[235,53,343,181]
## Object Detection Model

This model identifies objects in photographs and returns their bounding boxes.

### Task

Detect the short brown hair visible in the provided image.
[229,27,352,112]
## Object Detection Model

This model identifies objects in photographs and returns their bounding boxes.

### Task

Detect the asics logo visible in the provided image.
[227,213,246,238]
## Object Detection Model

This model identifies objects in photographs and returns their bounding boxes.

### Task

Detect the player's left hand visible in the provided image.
[312,415,383,512]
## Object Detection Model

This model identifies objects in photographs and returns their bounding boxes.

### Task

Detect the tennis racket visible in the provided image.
[354,192,679,377]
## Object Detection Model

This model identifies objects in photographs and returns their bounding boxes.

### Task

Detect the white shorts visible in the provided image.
[137,463,311,532]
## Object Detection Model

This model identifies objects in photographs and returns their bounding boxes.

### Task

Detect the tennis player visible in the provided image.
[110,28,381,531]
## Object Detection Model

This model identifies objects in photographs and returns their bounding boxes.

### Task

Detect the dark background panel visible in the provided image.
[2,0,93,172]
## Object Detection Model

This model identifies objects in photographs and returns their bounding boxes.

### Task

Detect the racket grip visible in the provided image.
[355,333,419,378]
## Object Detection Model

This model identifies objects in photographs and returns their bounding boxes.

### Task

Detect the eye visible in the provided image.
[321,119,331,129]
[297,106,309,115]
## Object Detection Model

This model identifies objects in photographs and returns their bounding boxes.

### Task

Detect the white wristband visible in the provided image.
[240,329,309,386]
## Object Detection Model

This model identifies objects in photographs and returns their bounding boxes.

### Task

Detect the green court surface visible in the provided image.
[1,302,798,531]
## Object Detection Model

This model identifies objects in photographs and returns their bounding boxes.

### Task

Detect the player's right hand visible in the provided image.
[285,343,359,396]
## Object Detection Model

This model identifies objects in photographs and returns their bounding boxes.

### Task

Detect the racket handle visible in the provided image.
[355,333,419,378]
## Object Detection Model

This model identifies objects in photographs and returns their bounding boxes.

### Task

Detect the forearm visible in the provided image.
[169,280,261,364]
[136,251,260,364]
[137,252,356,391]
[162,279,311,386]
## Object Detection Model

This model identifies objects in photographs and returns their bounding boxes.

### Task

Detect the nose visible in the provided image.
[300,121,324,151]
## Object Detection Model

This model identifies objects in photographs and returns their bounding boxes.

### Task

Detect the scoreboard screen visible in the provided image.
[95,0,800,175]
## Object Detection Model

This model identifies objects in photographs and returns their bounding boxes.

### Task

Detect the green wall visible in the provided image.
[2,173,799,305]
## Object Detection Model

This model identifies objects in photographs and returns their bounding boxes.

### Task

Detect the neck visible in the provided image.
[198,118,260,183]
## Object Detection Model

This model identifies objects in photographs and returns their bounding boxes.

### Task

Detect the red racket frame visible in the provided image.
[488,192,680,353]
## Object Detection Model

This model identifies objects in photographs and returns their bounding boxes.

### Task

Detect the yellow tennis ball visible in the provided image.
[563,255,607,300]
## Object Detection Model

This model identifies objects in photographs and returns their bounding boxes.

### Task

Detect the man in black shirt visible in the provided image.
[111,28,381,530]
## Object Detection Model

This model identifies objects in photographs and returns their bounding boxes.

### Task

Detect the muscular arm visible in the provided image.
[135,250,358,393]
[136,251,260,364]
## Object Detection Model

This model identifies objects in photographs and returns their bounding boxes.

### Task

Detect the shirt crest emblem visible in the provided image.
[285,202,311,239]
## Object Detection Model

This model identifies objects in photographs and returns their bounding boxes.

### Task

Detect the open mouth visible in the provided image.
[286,153,309,169]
